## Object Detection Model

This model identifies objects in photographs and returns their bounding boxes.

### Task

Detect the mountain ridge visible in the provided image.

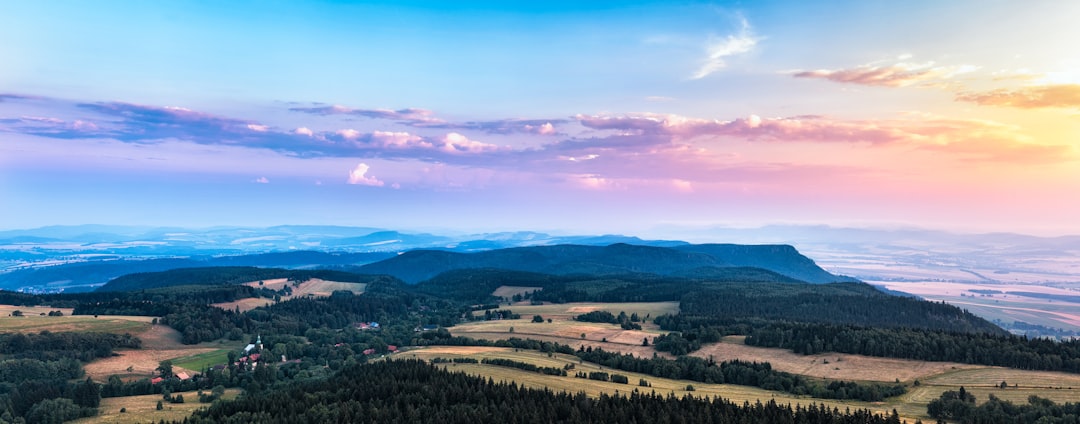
[357,242,852,284]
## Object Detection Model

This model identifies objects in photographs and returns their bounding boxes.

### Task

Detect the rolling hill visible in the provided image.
[356,243,850,284]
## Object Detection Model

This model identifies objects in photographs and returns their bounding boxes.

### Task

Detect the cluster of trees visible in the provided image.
[651,315,1080,373]
[183,359,912,424]
[674,284,1003,334]
[574,310,643,330]
[927,388,1080,423]
[572,347,905,402]
[480,358,567,376]
[430,357,479,364]
[0,321,141,422]
[742,322,1080,373]
[473,309,519,321]
[0,331,141,362]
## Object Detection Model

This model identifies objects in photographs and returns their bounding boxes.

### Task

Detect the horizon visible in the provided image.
[3,1,1079,236]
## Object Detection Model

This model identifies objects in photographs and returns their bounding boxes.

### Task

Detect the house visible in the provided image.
[362,348,376,355]
[238,353,261,363]
[356,321,380,330]
[414,324,439,332]
[387,345,399,353]
[151,377,164,385]
[243,343,256,354]
[175,372,191,380]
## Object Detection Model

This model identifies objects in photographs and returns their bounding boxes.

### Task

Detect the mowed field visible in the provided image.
[691,336,982,383]
[0,303,239,381]
[0,305,151,334]
[70,388,241,424]
[404,346,922,422]
[82,324,242,381]
[212,278,366,312]
[492,285,542,299]
[445,301,1080,421]
[450,302,679,358]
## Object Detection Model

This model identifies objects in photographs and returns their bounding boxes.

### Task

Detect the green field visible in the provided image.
[172,349,233,371]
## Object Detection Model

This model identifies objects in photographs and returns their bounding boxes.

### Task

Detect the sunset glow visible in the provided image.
[2,1,1078,235]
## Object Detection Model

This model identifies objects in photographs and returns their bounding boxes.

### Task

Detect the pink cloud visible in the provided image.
[792,61,978,87]
[956,84,1080,109]
[347,163,385,186]
[574,113,1072,163]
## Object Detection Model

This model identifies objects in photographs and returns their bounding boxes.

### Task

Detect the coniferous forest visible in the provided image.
[181,359,910,424]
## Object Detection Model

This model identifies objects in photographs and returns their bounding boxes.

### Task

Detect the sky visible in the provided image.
[2,1,1079,236]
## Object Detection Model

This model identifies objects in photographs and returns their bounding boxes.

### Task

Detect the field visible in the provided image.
[492,285,542,299]
[450,302,679,357]
[443,301,1080,421]
[70,388,241,424]
[691,336,981,383]
[404,346,921,421]
[172,349,233,371]
[212,278,366,312]
[0,305,152,335]
[405,344,1080,422]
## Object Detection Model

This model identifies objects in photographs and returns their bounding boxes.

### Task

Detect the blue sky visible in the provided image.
[2,1,1079,235]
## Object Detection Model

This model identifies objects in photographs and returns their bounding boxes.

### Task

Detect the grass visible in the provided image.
[403,346,923,422]
[451,302,679,359]
[492,302,680,320]
[690,336,981,383]
[492,285,542,299]
[214,278,366,312]
[172,349,232,371]
[70,388,241,424]
[0,305,151,335]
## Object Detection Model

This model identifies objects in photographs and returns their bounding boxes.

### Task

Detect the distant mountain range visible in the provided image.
[357,243,851,284]
[5,223,1077,292]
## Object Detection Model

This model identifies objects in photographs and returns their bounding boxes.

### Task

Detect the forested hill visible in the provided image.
[96,267,398,292]
[356,243,850,284]
[674,244,854,284]
[0,251,395,292]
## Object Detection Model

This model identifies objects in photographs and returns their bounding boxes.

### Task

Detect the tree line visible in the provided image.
[179,359,915,424]
[927,387,1080,423]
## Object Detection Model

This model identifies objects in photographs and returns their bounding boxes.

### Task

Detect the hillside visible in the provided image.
[0,251,395,292]
[357,243,847,284]
[96,267,397,292]
[673,244,857,283]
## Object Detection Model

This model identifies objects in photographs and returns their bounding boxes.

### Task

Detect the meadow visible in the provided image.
[70,388,241,424]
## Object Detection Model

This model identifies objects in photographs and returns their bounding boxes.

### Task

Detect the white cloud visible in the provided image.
[692,17,759,79]
[247,124,269,132]
[336,129,362,140]
[371,131,432,148]
[295,127,314,136]
[253,177,270,184]
[347,163,385,186]
[522,122,557,135]
[440,132,502,153]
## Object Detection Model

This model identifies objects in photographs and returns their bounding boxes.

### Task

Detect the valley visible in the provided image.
[1,240,1079,423]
